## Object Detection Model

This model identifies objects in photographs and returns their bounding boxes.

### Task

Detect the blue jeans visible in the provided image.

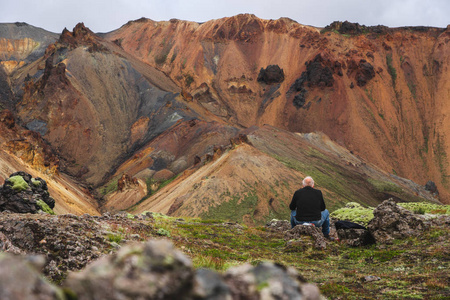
[290,209,330,236]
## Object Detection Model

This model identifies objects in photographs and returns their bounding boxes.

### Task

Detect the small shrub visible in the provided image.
[157,228,171,237]
[107,233,123,243]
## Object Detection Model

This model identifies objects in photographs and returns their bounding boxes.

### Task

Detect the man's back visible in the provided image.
[289,186,325,221]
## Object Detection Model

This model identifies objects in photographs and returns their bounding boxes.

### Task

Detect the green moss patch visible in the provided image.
[36,199,56,215]
[330,202,374,225]
[7,175,29,192]
[398,202,450,215]
[31,178,42,187]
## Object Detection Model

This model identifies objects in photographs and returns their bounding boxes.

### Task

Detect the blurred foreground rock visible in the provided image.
[64,239,322,300]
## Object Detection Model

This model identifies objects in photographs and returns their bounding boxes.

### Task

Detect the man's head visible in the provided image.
[302,176,314,187]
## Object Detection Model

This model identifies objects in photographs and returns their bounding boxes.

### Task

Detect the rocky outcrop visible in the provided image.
[0,172,55,214]
[324,21,389,35]
[64,239,322,300]
[257,65,285,84]
[290,54,336,108]
[265,219,291,232]
[368,199,429,244]
[0,212,154,282]
[285,224,327,249]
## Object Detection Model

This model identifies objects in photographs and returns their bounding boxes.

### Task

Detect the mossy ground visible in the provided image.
[115,212,449,299]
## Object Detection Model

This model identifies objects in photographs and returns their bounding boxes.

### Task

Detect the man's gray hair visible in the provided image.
[302,176,314,187]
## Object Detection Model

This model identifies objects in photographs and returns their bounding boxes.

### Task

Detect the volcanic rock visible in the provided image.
[0,172,55,214]
[368,199,428,244]
[425,181,439,196]
[257,65,285,84]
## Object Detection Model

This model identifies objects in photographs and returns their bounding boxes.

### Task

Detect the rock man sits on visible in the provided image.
[289,176,333,240]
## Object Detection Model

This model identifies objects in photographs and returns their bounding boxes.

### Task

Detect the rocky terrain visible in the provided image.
[0,197,448,299]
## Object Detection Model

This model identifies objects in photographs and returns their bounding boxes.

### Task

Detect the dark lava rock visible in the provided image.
[257,65,285,84]
[356,60,375,86]
[0,172,55,214]
[304,55,334,87]
[368,199,428,244]
[425,181,439,196]
[324,21,389,35]
[293,89,308,108]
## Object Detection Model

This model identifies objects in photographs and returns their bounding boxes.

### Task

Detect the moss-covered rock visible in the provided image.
[7,175,29,192]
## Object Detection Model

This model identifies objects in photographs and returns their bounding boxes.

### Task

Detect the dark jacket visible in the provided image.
[289,186,326,221]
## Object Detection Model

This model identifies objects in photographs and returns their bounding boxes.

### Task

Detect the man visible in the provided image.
[289,176,333,240]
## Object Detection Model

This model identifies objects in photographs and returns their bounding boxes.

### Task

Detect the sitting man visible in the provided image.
[289,176,333,240]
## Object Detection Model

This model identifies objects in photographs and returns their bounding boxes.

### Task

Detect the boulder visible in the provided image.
[64,240,194,300]
[368,199,428,244]
[0,172,55,214]
[285,224,327,249]
[265,219,291,232]
[257,65,285,84]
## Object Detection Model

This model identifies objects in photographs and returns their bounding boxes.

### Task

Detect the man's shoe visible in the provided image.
[324,235,335,241]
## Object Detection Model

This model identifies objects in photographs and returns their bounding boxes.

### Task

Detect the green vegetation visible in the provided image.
[368,178,402,194]
[156,228,171,237]
[107,233,123,243]
[386,54,397,88]
[140,211,450,299]
[31,178,42,187]
[7,175,29,192]
[200,191,259,223]
[100,178,119,196]
[399,202,450,215]
[331,202,374,225]
[36,199,56,215]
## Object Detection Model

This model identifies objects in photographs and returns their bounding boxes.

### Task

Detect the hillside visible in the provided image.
[128,125,438,226]
[0,17,448,220]
[106,15,450,202]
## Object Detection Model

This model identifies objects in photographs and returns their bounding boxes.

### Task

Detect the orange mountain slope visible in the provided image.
[106,15,450,202]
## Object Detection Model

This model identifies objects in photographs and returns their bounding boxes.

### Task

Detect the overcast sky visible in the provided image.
[1,0,449,33]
